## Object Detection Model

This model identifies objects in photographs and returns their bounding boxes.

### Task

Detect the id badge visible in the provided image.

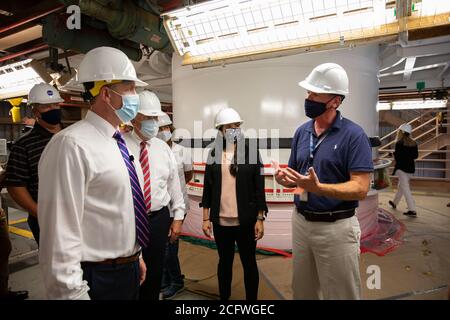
[300,192,308,202]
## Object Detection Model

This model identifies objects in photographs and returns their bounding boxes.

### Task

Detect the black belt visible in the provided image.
[297,208,355,222]
[81,251,141,266]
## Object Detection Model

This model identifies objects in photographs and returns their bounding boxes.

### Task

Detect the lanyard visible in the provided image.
[309,131,329,165]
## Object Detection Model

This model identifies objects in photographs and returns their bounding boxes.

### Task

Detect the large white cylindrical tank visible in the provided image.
[173,45,380,250]
[173,44,379,163]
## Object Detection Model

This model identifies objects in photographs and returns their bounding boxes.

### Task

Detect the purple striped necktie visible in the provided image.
[113,131,150,248]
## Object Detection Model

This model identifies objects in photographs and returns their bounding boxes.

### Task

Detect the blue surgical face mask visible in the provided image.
[107,89,140,123]
[157,130,172,142]
[140,119,159,139]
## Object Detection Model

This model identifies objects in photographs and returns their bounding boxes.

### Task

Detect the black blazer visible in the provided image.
[393,141,418,174]
[201,144,268,227]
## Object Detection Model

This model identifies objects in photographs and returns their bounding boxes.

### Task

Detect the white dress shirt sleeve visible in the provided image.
[167,147,186,220]
[38,135,91,300]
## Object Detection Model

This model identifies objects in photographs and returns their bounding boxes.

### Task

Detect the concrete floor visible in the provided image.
[5,190,450,300]
[258,191,450,300]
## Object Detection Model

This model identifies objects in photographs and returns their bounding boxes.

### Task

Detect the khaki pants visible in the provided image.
[292,209,361,300]
[0,209,12,296]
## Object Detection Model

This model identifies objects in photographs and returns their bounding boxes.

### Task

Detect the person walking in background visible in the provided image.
[388,123,419,217]
[157,113,193,299]
[201,107,268,300]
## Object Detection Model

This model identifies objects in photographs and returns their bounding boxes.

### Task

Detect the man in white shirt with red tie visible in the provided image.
[38,47,149,300]
[124,90,185,300]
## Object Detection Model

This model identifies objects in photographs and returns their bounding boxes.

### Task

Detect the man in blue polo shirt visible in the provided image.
[275,63,373,300]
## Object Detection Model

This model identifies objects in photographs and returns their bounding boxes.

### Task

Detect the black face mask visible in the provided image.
[304,97,336,119]
[40,109,62,125]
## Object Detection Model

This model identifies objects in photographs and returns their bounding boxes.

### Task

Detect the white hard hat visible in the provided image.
[399,123,412,134]
[28,83,64,104]
[214,107,243,129]
[158,113,172,127]
[77,47,147,86]
[138,90,164,116]
[299,63,349,95]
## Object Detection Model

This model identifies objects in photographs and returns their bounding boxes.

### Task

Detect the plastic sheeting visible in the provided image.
[359,208,406,256]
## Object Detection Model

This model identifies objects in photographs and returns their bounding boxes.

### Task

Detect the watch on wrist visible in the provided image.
[256,215,265,221]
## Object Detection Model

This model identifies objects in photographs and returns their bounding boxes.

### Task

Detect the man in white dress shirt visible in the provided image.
[124,90,185,300]
[157,113,193,299]
[38,47,149,300]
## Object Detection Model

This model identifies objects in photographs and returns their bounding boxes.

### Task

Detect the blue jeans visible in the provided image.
[161,238,184,289]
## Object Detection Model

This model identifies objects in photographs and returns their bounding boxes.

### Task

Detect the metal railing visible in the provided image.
[379,109,447,154]
[379,109,449,181]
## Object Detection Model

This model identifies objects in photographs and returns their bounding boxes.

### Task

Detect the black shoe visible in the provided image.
[0,290,29,300]
[162,285,184,300]
[388,201,397,209]
[403,211,417,217]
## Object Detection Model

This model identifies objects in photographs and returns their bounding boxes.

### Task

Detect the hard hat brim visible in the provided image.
[215,120,243,129]
[298,80,348,95]
[138,110,165,117]
[76,76,148,87]
[28,97,64,105]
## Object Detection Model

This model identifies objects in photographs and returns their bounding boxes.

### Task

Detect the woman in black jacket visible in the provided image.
[201,107,268,300]
[389,123,418,217]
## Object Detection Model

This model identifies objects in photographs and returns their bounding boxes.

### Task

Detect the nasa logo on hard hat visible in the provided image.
[47,90,53,96]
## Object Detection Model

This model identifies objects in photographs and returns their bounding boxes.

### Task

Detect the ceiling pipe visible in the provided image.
[0,43,48,63]
[0,5,65,36]
[42,13,143,61]
[73,0,173,53]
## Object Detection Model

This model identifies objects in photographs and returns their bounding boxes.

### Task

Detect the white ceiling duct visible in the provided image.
[148,51,171,75]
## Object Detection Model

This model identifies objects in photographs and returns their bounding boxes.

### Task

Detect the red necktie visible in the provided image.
[139,141,151,213]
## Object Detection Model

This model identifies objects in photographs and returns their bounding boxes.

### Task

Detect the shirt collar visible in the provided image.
[131,129,155,146]
[32,122,53,138]
[85,110,117,138]
[306,111,343,134]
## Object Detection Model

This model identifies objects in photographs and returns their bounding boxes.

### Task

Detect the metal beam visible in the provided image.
[380,79,450,91]
[438,62,450,79]
[139,76,172,87]
[379,56,405,73]
[398,42,450,59]
[0,5,64,35]
[403,57,416,81]
[379,62,449,78]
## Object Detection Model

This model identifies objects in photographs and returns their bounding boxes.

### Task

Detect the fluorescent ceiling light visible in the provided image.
[377,99,448,111]
[0,59,45,100]
[162,0,450,65]
[407,0,450,31]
